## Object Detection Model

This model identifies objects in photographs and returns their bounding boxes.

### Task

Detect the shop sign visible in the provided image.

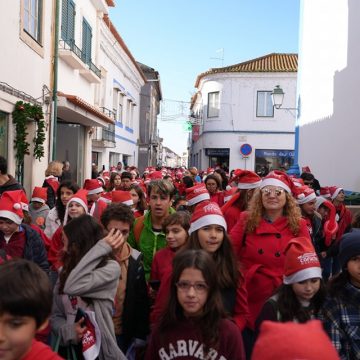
[255,149,294,158]
[205,148,230,156]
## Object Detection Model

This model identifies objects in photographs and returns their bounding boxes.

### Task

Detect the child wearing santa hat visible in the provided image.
[48,190,89,271]
[29,186,50,230]
[255,237,325,336]
[0,190,49,273]
[321,230,360,359]
[186,201,249,331]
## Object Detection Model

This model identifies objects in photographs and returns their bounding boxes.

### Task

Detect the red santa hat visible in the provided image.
[320,186,331,199]
[283,237,322,284]
[189,201,227,235]
[260,170,293,193]
[31,187,48,204]
[301,166,312,173]
[19,191,30,212]
[111,191,133,206]
[185,184,210,206]
[294,186,316,205]
[329,186,343,200]
[290,176,304,188]
[206,167,214,174]
[252,320,339,360]
[315,196,327,210]
[0,190,25,224]
[231,169,262,189]
[83,179,103,195]
[149,171,163,180]
[223,187,238,203]
[64,190,88,225]
[99,192,112,204]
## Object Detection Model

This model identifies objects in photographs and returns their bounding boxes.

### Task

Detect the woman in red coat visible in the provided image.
[205,174,224,207]
[230,171,310,329]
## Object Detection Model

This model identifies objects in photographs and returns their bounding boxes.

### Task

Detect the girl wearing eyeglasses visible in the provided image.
[145,249,245,360]
[149,201,249,333]
[230,171,310,332]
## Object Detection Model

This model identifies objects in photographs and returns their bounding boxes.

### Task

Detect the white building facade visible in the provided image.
[190,53,297,175]
[297,0,360,191]
[93,15,145,171]
[0,0,54,193]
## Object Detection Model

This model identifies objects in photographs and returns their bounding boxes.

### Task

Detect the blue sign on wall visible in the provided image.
[255,149,294,158]
[240,143,252,157]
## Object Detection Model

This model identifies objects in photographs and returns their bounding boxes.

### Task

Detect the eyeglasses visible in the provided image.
[261,187,285,197]
[176,281,209,293]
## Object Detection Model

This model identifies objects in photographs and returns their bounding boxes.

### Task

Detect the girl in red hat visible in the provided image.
[149,201,249,332]
[145,249,245,360]
[255,237,325,336]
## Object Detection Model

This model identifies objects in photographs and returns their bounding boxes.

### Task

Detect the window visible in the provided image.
[23,0,42,43]
[207,92,220,118]
[256,91,274,117]
[61,0,75,47]
[82,19,92,65]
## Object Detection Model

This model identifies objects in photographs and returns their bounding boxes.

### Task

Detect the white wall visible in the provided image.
[297,0,360,191]
[192,71,296,171]
[98,20,144,168]
[0,1,53,192]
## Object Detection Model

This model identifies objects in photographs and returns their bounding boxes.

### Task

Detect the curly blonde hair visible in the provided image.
[45,161,63,177]
[246,189,302,235]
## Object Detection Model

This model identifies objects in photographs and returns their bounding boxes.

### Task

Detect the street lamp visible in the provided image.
[271,85,300,176]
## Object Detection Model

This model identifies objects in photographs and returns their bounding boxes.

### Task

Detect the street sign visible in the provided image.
[240,143,252,157]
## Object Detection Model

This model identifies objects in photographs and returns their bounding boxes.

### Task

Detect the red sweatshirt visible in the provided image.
[146,317,245,360]
[22,340,63,359]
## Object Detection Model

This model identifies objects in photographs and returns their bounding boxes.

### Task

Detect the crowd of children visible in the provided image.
[0,155,359,359]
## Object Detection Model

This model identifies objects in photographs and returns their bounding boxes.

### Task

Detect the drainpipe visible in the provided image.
[52,0,60,160]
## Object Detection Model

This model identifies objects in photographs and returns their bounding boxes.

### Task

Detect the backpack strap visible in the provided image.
[133,216,145,244]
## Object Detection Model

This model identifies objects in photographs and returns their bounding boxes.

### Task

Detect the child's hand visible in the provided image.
[103,228,125,251]
[74,317,87,341]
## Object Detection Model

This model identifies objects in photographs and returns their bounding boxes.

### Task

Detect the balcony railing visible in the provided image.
[59,40,101,78]
[100,106,116,120]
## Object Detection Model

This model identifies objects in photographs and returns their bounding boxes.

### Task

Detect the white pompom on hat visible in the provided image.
[0,190,26,224]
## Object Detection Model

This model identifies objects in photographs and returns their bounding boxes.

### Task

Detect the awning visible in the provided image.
[57,92,115,128]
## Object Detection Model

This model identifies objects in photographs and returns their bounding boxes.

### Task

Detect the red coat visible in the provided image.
[150,246,175,283]
[230,212,310,329]
[335,204,352,241]
[210,191,225,207]
[223,205,243,233]
[48,226,63,271]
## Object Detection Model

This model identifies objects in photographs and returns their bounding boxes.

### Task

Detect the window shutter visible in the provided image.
[61,0,68,41]
[67,1,75,46]
[61,0,75,46]
[82,19,92,65]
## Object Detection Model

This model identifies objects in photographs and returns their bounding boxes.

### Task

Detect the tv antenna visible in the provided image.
[210,48,224,67]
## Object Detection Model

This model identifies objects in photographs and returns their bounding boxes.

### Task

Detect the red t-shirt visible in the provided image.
[22,340,63,360]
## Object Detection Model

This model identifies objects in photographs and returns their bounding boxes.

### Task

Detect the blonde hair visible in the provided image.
[45,161,63,177]
[246,189,302,235]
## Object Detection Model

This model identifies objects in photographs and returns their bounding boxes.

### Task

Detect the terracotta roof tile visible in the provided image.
[58,92,115,124]
[195,53,298,87]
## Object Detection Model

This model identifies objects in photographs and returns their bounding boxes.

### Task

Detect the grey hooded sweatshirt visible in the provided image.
[51,239,126,359]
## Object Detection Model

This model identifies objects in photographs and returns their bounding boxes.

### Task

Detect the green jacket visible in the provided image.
[128,208,176,280]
